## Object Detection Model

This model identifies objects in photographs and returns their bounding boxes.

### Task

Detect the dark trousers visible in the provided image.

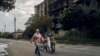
[35,45,41,56]
[51,44,55,53]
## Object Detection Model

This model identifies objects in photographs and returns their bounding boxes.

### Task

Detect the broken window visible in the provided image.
[96,0,100,8]
[96,0,100,3]
[74,0,84,5]
[84,0,91,6]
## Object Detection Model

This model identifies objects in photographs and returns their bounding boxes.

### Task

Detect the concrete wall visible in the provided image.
[34,2,45,16]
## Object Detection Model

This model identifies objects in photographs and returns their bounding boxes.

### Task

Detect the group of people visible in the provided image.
[30,28,56,56]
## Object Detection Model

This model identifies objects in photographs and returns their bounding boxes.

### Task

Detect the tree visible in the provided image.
[87,9,100,38]
[23,26,34,38]
[0,0,16,11]
[23,15,35,38]
[59,5,85,30]
[59,5,100,39]
[23,15,52,38]
[32,15,52,33]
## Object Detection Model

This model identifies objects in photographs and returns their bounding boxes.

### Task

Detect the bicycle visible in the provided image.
[40,38,56,53]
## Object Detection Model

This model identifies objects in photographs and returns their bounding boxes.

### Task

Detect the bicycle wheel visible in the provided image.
[40,43,45,51]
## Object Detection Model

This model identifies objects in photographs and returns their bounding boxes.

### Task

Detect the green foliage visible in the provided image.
[59,5,100,39]
[59,5,85,30]
[0,0,15,11]
[32,15,52,33]
[23,15,52,38]
[87,9,100,38]
[23,26,34,38]
[1,32,13,39]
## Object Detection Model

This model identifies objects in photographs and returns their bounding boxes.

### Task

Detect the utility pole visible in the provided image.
[4,25,6,33]
[2,29,3,33]
[14,15,17,39]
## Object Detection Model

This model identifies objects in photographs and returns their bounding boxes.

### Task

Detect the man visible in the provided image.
[31,29,44,56]
[45,28,55,52]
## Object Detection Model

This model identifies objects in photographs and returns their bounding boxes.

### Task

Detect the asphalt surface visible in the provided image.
[0,39,100,56]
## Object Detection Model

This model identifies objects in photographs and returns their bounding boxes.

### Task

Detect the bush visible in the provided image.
[1,32,13,39]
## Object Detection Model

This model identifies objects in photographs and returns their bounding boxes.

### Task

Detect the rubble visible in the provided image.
[0,43,8,56]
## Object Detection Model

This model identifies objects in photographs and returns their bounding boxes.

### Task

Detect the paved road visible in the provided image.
[0,39,100,56]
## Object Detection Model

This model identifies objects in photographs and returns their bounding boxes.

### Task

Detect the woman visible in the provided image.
[30,29,44,56]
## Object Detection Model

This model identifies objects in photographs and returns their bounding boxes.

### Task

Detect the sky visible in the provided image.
[0,0,43,32]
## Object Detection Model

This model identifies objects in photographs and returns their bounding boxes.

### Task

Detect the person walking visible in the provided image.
[30,29,44,56]
[45,28,54,52]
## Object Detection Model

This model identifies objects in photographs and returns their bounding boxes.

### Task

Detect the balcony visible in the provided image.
[96,0,100,3]
[49,1,68,13]
[49,0,58,4]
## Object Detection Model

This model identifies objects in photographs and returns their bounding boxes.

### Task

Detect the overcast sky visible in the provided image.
[0,0,43,32]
